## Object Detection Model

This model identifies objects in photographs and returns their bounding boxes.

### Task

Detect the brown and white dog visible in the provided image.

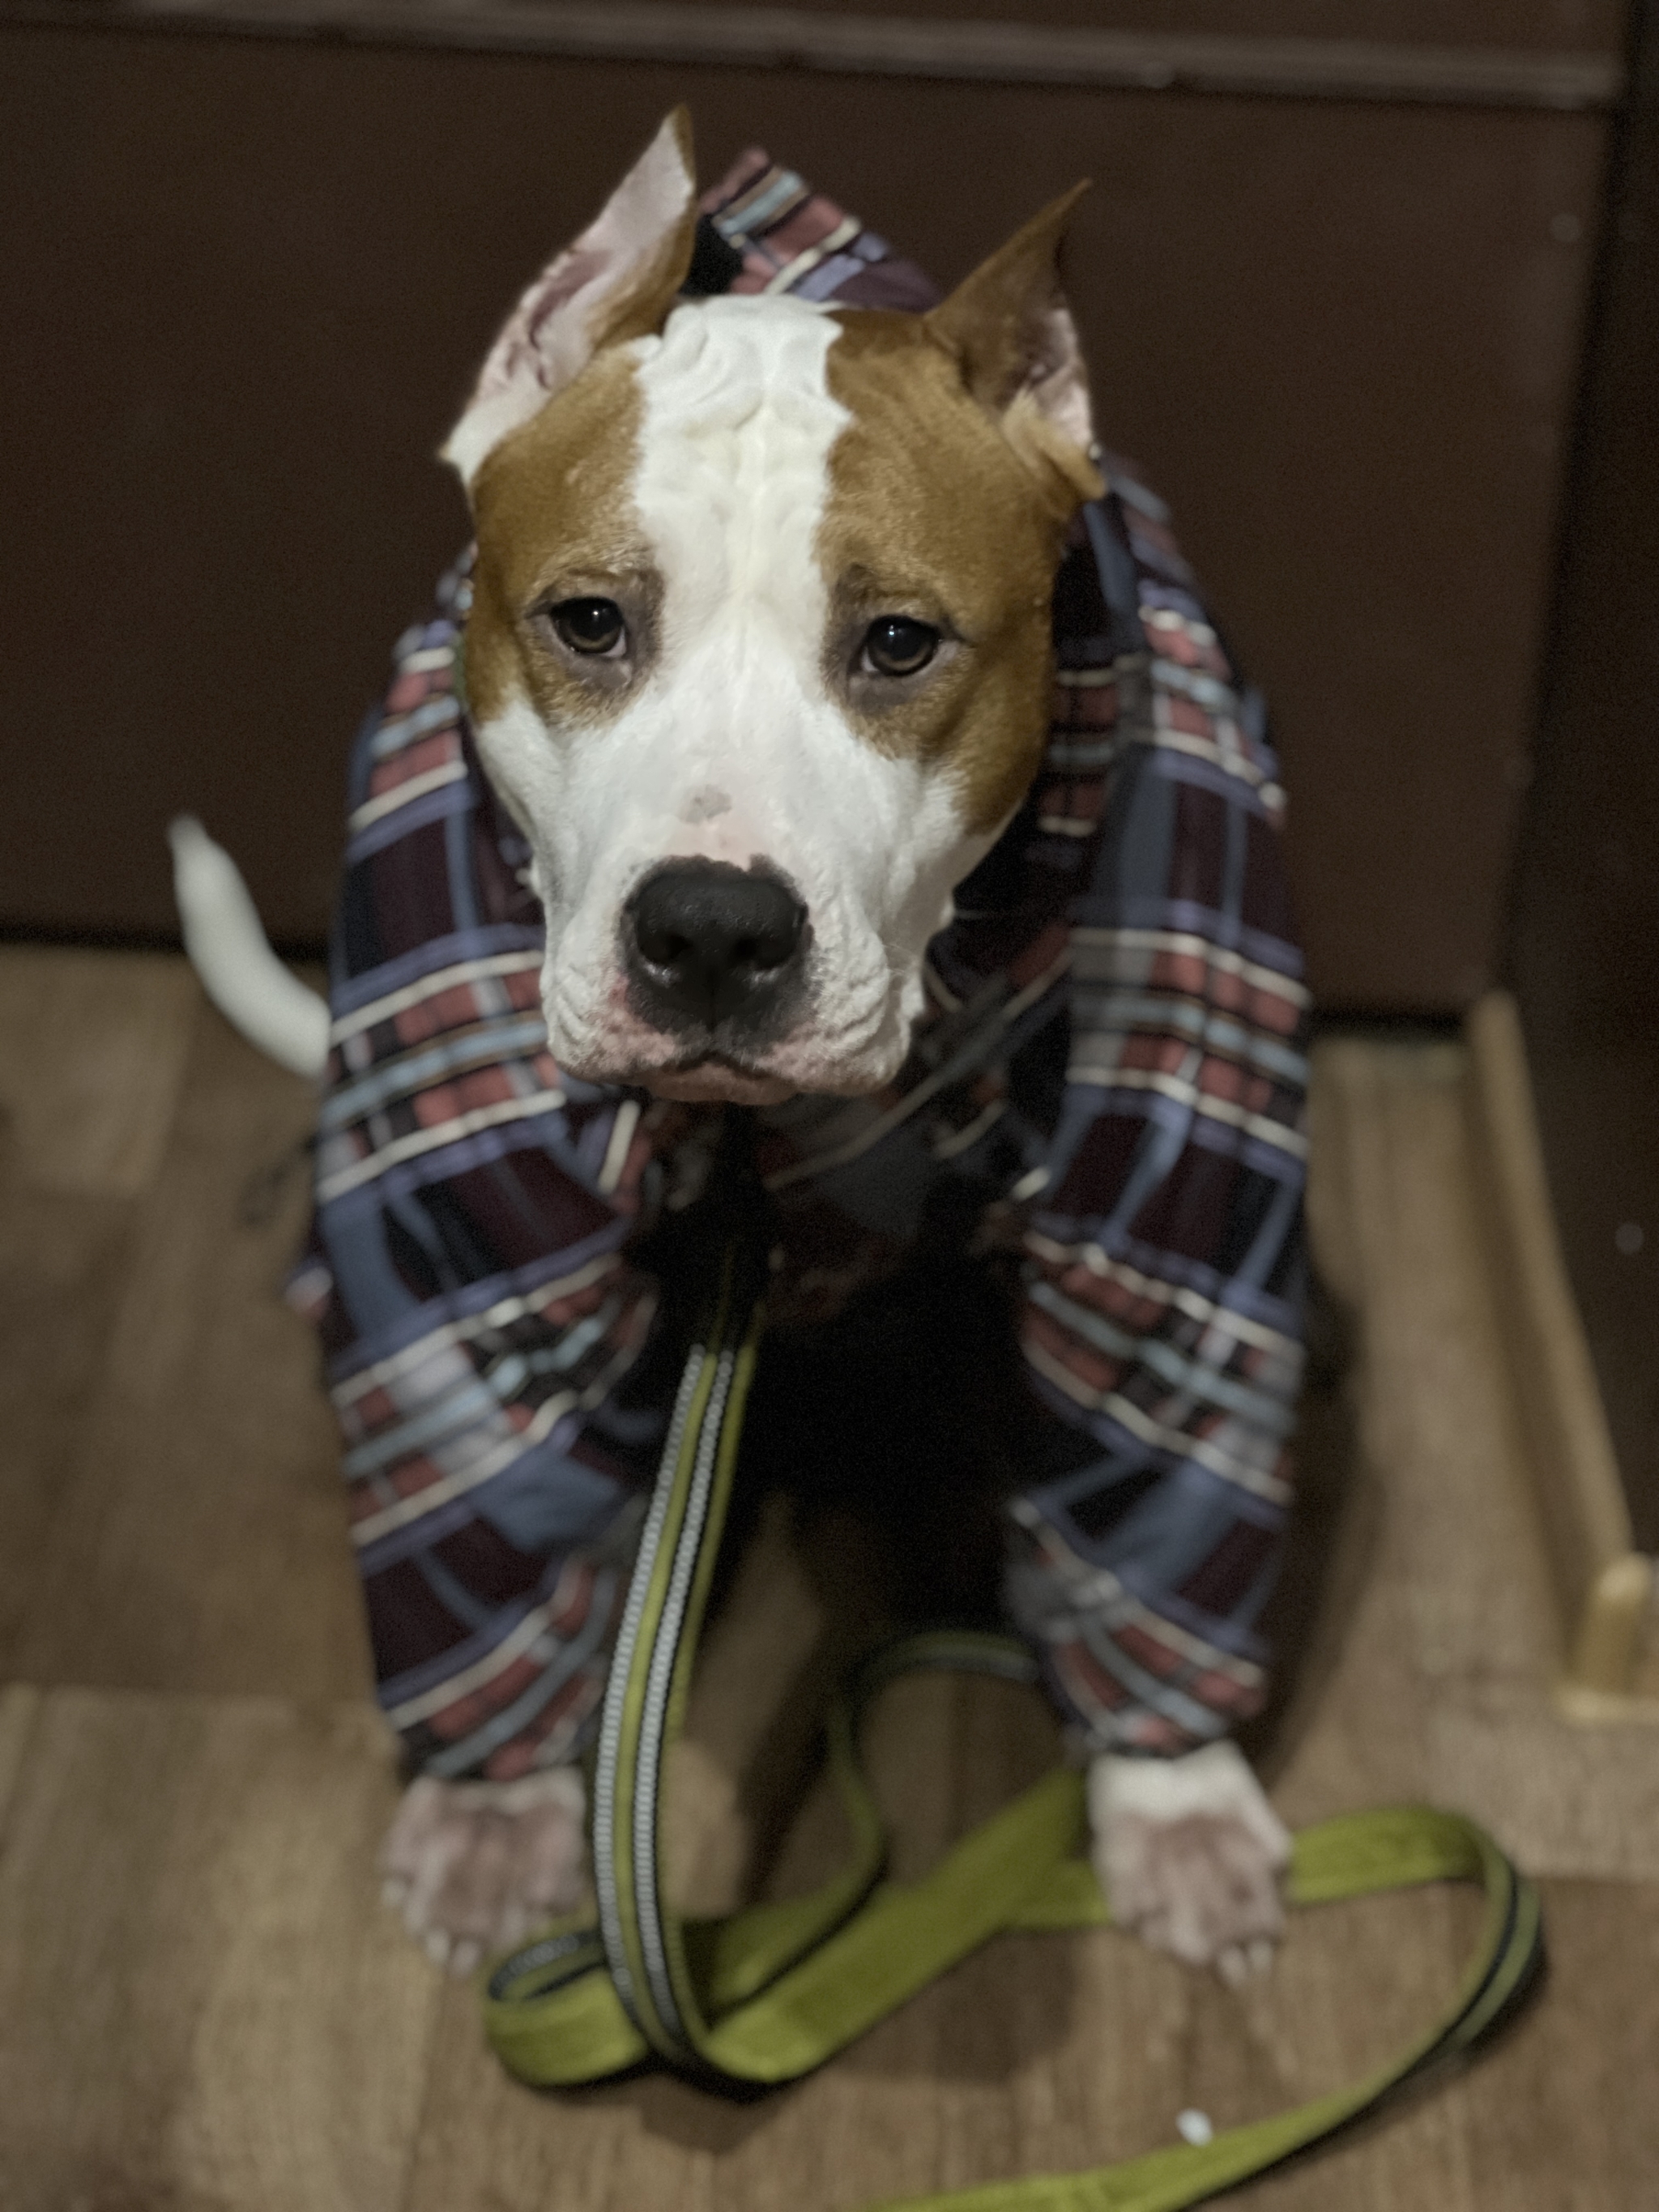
[176,109,1291,1988]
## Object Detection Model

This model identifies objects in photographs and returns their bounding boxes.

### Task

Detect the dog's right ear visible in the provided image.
[443,109,698,488]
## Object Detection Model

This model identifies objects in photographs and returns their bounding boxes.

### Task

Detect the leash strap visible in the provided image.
[589,1242,764,2072]
[481,1246,1543,2209]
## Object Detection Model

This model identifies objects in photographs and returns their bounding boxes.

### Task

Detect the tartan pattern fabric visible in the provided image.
[698,146,940,310]
[295,153,1307,1782]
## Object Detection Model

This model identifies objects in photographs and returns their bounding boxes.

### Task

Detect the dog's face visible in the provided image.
[447,113,1100,1104]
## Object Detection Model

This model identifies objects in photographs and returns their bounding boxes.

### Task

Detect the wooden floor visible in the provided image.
[1,946,1656,2211]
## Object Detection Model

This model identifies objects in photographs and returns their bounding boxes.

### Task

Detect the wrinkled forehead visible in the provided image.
[820,309,1070,609]
[467,294,1057,625]
[469,343,648,607]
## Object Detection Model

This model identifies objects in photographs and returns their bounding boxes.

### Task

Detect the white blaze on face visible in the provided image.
[476,294,997,1098]
[454,134,1097,1105]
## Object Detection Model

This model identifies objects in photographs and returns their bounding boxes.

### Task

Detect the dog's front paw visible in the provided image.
[1088,1740,1290,1986]
[379,1767,589,1977]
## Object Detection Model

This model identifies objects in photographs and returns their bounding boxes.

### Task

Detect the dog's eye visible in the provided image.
[550,598,626,657]
[860,616,940,680]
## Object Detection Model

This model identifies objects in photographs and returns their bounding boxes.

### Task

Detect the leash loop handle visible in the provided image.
[483,1242,1544,2210]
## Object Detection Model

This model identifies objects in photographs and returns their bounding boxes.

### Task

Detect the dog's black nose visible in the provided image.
[625,861,807,1032]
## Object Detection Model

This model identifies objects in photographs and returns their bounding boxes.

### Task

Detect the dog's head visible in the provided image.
[446,111,1102,1105]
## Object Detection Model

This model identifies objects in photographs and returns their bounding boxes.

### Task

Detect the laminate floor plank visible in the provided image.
[0,947,198,1200]
[0,1686,438,2212]
[1277,1042,1659,1881]
[1236,1873,1659,2212]
[1221,1884,1481,2212]
[0,948,201,1673]
[1459,1875,1659,2212]
[0,1683,40,1836]
[11,1004,371,1701]
[0,1182,137,1669]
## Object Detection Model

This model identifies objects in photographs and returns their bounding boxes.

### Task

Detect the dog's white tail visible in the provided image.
[168,817,330,1080]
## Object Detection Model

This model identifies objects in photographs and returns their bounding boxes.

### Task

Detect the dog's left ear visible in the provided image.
[925,182,1103,510]
[444,108,699,487]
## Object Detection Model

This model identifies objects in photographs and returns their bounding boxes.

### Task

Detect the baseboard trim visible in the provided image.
[1462,990,1656,1711]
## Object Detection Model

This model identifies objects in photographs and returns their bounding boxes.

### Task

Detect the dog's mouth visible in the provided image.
[635,1055,799,1107]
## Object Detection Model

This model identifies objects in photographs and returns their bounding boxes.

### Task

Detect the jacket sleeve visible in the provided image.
[1001,498,1311,1757]
[288,558,686,1784]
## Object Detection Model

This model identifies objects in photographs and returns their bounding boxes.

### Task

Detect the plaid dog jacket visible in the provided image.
[291,148,1310,1784]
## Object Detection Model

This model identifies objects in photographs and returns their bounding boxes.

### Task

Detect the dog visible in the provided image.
[173,110,1307,1993]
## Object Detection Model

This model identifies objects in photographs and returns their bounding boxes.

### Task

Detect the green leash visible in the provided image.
[481,1243,1543,2210]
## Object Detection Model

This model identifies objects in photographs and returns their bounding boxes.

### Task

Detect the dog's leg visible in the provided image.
[378,1769,590,1976]
[1087,1740,1290,1985]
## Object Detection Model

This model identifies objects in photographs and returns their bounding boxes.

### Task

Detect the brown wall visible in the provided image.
[0,21,1608,1007]
[1508,0,1659,1545]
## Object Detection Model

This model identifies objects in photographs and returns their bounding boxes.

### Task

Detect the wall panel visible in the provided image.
[0,22,1607,1007]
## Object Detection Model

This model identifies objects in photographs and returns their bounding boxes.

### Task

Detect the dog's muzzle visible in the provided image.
[622,859,809,1047]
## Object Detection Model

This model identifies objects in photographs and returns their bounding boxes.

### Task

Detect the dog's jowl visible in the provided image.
[190,111,1310,1992]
